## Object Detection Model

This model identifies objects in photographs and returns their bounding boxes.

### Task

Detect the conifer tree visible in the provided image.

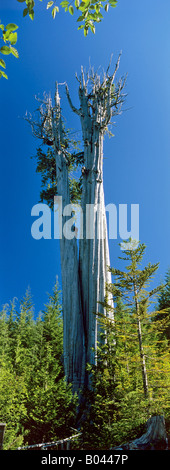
[0,302,27,449]
[13,288,35,376]
[156,268,170,340]
[0,304,10,367]
[107,240,162,399]
[24,281,77,445]
[0,281,77,448]
[80,241,170,448]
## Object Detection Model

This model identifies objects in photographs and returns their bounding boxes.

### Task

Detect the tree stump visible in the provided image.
[111,416,168,450]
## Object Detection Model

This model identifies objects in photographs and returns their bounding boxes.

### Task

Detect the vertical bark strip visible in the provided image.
[52,86,85,391]
[134,284,149,399]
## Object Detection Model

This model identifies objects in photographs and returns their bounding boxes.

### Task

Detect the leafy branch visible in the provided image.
[0,0,117,80]
[0,22,19,79]
[17,0,35,20]
[17,0,118,35]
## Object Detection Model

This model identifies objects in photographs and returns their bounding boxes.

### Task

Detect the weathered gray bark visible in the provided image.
[51,86,85,390]
[66,69,115,375]
[28,59,125,392]
[111,416,168,450]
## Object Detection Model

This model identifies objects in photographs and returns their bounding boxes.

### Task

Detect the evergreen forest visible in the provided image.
[0,246,169,450]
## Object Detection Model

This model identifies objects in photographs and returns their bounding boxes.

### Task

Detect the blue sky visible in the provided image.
[0,0,170,315]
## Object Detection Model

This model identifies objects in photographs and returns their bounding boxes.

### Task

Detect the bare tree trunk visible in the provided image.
[56,152,85,389]
[66,67,118,386]
[28,59,125,392]
[79,128,113,379]
[134,284,149,399]
[52,88,85,390]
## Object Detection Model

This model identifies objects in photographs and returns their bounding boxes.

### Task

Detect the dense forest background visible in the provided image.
[0,258,169,450]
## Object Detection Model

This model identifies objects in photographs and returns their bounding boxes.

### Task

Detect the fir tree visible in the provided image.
[0,281,77,449]
[24,281,77,445]
[108,240,163,399]
[156,268,170,340]
[80,241,170,449]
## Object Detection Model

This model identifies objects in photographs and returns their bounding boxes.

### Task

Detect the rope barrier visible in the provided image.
[17,432,81,450]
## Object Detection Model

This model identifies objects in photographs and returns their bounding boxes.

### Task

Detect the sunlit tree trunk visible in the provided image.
[72,74,114,375]
[51,87,85,390]
[28,58,125,392]
[134,283,149,399]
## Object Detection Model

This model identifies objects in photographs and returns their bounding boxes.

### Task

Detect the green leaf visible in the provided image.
[0,24,5,31]
[9,32,18,46]
[77,15,85,22]
[79,1,86,7]
[79,1,90,10]
[77,25,84,30]
[75,0,80,7]
[26,0,35,7]
[0,59,6,69]
[84,27,88,36]
[90,23,95,33]
[6,23,18,32]
[52,7,56,18]
[60,1,69,6]
[109,0,117,6]
[0,70,8,79]
[11,47,19,58]
[0,46,11,55]
[23,7,29,17]
[95,4,100,13]
[17,0,25,2]
[3,30,10,41]
[104,3,109,11]
[52,6,59,18]
[47,1,54,8]
[69,5,74,15]
[29,10,35,20]
[97,12,103,18]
